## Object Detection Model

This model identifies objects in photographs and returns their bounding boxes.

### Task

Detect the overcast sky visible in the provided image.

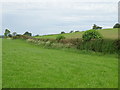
[0,0,119,35]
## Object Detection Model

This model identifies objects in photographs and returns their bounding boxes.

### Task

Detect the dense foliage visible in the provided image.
[82,30,102,41]
[77,39,119,54]
[56,35,65,41]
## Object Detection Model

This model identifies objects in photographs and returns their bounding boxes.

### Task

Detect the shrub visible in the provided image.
[77,39,118,54]
[56,35,65,41]
[44,41,53,47]
[12,36,19,39]
[82,30,102,41]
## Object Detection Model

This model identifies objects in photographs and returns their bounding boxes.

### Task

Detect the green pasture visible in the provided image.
[2,39,118,88]
[35,28,118,40]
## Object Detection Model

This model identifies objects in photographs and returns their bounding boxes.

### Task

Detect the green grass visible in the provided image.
[3,39,118,88]
[35,28,118,40]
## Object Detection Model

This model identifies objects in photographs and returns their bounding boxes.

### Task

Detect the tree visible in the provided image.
[35,34,39,37]
[23,31,32,36]
[75,31,79,33]
[12,32,17,36]
[4,29,10,37]
[8,34,12,37]
[93,24,97,29]
[61,31,65,34]
[92,24,102,30]
[70,31,74,33]
[113,23,120,28]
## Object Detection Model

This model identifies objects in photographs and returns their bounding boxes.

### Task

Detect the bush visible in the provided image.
[44,41,53,48]
[77,39,118,54]
[12,36,19,39]
[56,35,65,41]
[82,30,102,41]
[26,37,119,54]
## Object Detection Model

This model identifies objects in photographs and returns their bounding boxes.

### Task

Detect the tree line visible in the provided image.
[4,29,32,37]
[3,23,120,37]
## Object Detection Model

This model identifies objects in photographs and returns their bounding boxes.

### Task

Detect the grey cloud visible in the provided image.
[2,0,118,35]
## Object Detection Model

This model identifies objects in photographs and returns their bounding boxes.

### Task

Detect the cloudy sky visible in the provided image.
[0,0,119,35]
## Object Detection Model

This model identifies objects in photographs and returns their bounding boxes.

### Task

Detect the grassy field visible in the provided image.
[2,39,118,88]
[35,28,118,40]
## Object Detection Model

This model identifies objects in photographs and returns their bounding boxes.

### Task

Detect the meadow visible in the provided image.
[35,28,118,40]
[2,39,118,88]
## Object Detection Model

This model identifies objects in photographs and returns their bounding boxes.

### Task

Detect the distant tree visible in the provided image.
[98,27,102,29]
[4,29,10,37]
[61,31,65,34]
[23,31,32,36]
[92,24,102,30]
[35,34,39,37]
[12,32,17,36]
[113,23,120,28]
[16,34,22,36]
[8,34,12,37]
[70,31,74,33]
[75,31,79,33]
[93,24,97,29]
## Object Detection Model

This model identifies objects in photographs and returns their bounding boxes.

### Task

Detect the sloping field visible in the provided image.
[35,28,118,40]
[2,39,118,88]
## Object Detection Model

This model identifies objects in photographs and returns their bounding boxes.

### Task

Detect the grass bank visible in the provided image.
[27,38,120,54]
